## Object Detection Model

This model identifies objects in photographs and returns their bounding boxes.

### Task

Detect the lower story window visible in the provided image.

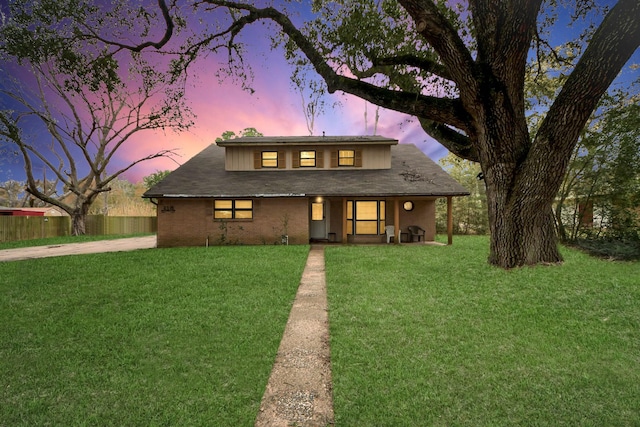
[346,200,385,234]
[214,199,253,219]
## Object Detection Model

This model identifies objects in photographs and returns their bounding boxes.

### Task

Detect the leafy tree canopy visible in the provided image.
[143,170,172,190]
[215,127,263,142]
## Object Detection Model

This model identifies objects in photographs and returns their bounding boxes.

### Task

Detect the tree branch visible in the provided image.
[397,0,476,89]
[469,0,542,110]
[105,150,180,182]
[418,118,478,162]
[80,0,175,53]
[202,1,470,131]
[537,0,640,161]
[371,54,453,81]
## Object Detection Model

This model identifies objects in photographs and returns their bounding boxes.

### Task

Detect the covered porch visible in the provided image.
[308,195,458,245]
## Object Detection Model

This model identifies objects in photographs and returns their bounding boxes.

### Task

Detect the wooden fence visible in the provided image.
[0,215,156,243]
[0,216,70,242]
[85,216,157,236]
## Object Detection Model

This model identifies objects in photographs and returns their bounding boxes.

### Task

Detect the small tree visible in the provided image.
[91,177,156,216]
[0,179,28,207]
[215,128,263,142]
[437,154,488,235]
[554,92,640,241]
[591,98,640,240]
[143,170,172,190]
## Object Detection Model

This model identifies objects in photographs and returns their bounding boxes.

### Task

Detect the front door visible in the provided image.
[309,199,328,240]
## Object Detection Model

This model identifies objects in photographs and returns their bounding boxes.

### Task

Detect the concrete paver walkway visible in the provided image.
[0,236,156,262]
[255,245,334,427]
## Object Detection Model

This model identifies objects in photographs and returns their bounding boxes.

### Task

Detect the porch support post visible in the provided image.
[342,197,348,243]
[447,196,453,245]
[394,198,400,243]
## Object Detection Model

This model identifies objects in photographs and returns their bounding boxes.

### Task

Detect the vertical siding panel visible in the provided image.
[316,150,324,168]
[330,150,338,168]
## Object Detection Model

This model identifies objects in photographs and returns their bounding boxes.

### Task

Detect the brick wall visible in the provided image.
[156,196,437,247]
[156,197,308,247]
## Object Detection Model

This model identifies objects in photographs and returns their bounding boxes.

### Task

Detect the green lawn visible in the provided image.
[0,245,309,426]
[326,236,640,426]
[3,237,638,426]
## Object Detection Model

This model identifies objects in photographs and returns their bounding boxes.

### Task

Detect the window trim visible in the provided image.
[214,199,253,220]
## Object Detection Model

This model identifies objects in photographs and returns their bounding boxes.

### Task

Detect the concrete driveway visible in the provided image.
[0,236,157,262]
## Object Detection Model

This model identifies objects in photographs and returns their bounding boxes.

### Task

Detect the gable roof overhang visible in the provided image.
[216,135,398,147]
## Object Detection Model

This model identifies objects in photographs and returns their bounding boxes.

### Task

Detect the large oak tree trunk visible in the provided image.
[477,109,566,267]
[485,170,562,268]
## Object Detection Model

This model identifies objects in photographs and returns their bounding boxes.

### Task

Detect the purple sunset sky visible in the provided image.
[116,45,438,182]
[1,1,638,184]
[106,14,442,183]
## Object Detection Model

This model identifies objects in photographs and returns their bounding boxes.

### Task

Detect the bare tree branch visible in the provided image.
[80,0,175,54]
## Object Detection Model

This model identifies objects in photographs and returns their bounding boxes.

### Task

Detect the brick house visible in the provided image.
[143,136,469,247]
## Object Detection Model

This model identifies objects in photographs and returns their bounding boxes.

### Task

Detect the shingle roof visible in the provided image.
[143,143,469,198]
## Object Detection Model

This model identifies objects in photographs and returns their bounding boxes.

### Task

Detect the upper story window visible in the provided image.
[339,149,355,166]
[300,151,316,167]
[330,149,361,168]
[261,151,278,168]
[293,150,323,168]
[254,150,285,169]
[214,199,253,219]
